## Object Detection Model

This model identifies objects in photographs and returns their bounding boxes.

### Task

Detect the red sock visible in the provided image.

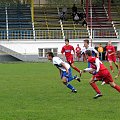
[113,85,120,92]
[72,66,80,73]
[110,65,113,71]
[90,82,101,94]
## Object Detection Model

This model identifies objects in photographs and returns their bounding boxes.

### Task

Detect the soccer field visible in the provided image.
[0,62,120,120]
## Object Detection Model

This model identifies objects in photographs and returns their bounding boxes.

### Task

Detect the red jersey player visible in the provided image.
[105,40,118,73]
[61,39,82,76]
[75,44,81,61]
[83,50,120,99]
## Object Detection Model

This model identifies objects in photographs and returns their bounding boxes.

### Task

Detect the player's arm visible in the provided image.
[109,47,115,56]
[109,52,115,56]
[96,52,99,58]
[61,47,65,59]
[105,50,108,60]
[95,58,100,73]
[93,48,99,58]
[81,48,85,55]
[83,58,100,74]
[72,46,76,58]
[83,68,95,72]
[105,51,108,56]
[59,69,62,77]
[83,68,96,75]
[61,62,69,73]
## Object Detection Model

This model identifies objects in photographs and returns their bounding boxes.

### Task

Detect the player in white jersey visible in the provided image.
[81,39,99,67]
[47,52,80,93]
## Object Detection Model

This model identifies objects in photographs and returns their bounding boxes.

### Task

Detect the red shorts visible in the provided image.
[66,55,74,64]
[108,55,116,62]
[92,69,114,84]
[76,53,81,58]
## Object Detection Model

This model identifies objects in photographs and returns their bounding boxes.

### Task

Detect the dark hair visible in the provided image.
[47,52,54,57]
[85,50,92,56]
[65,39,69,42]
[84,39,89,44]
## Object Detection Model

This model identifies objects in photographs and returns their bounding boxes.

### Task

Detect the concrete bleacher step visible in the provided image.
[6,5,32,30]
[86,5,117,38]
[34,5,89,38]
[111,5,120,29]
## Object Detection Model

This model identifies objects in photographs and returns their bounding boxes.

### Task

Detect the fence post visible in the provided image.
[5,7,9,40]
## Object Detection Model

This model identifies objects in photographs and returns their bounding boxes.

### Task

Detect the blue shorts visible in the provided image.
[61,68,72,79]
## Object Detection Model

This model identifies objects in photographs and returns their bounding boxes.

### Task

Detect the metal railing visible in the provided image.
[0,29,120,40]
[93,29,118,38]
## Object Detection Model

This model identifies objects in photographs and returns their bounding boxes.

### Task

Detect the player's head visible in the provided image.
[46,52,54,60]
[77,44,79,47]
[65,39,69,45]
[99,44,102,46]
[84,39,89,48]
[85,50,92,58]
[108,40,112,46]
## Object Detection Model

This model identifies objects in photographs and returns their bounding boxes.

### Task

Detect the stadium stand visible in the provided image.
[111,5,120,35]
[34,4,89,39]
[0,7,7,39]
[34,5,63,39]
[0,4,33,39]
[0,7,6,30]
[8,4,32,30]
[87,5,117,38]
[0,3,120,40]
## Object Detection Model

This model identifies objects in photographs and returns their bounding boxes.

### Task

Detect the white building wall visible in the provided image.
[0,40,84,55]
[0,39,120,57]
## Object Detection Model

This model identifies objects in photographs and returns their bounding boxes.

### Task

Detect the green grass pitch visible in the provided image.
[0,62,120,120]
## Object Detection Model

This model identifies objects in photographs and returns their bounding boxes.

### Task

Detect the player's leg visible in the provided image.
[66,68,80,82]
[114,63,120,79]
[61,71,77,93]
[109,61,114,72]
[62,77,77,92]
[104,72,120,92]
[67,56,81,74]
[115,59,120,79]
[109,82,120,92]
[115,69,120,79]
[71,63,80,72]
[70,63,82,76]
[89,77,102,99]
[114,61,119,69]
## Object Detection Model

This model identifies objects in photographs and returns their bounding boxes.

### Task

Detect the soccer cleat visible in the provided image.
[75,75,80,82]
[71,89,77,93]
[101,81,106,85]
[93,94,103,99]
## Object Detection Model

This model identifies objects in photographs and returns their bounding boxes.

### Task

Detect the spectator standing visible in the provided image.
[73,13,80,24]
[62,5,67,14]
[98,44,103,60]
[72,4,77,14]
[82,18,87,27]
[59,6,67,21]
